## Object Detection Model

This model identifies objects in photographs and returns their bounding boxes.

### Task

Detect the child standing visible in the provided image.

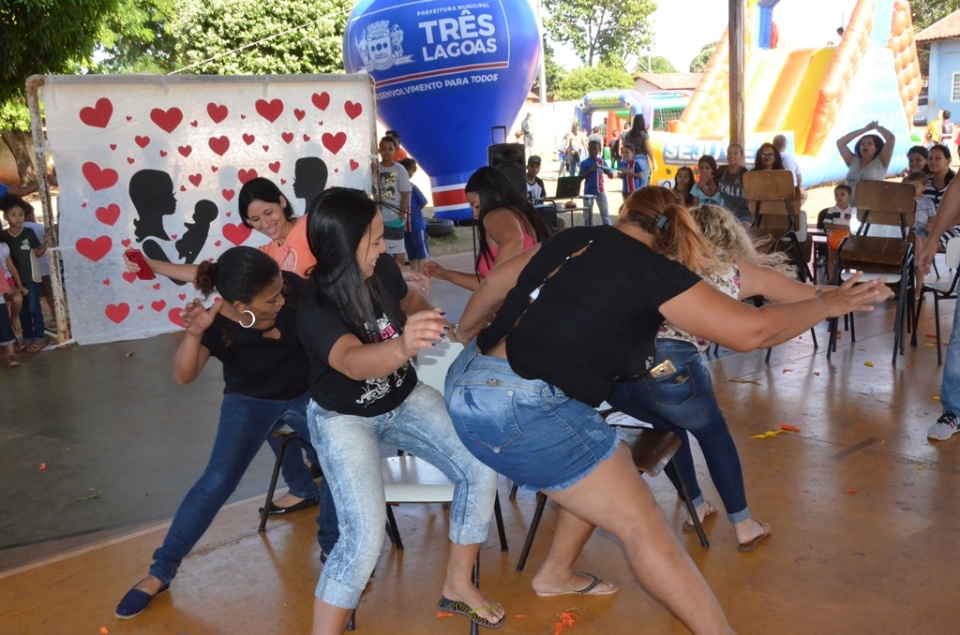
[823,184,856,281]
[1,195,47,351]
[377,136,412,267]
[619,144,644,198]
[399,158,430,272]
[579,139,614,226]
[903,171,938,239]
[0,239,23,366]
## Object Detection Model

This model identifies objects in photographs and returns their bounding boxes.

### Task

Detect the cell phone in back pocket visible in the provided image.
[648,359,677,379]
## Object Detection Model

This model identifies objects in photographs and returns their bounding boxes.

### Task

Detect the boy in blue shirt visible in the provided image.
[579,140,614,226]
[618,143,643,197]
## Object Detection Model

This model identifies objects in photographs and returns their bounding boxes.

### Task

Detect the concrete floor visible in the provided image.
[1,250,959,634]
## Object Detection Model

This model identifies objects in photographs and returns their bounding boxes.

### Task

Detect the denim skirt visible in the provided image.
[445,341,618,491]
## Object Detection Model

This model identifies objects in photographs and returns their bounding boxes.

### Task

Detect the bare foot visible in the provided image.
[683,500,717,530]
[531,570,618,597]
[272,492,305,508]
[440,580,505,626]
[734,518,772,549]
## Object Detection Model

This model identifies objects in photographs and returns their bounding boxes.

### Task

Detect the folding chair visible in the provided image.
[911,236,960,364]
[827,180,917,364]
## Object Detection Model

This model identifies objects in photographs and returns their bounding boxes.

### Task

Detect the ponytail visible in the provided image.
[195,261,218,297]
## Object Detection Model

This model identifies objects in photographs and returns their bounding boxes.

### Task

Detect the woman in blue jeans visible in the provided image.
[608,204,818,550]
[447,188,890,633]
[297,188,502,634]
[115,246,321,619]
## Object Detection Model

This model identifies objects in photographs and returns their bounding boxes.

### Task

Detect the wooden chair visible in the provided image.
[514,411,708,573]
[828,180,917,364]
[743,170,813,283]
[911,236,960,364]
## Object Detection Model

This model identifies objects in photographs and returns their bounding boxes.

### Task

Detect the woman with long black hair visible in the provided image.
[297,188,503,634]
[620,113,657,187]
[422,166,550,291]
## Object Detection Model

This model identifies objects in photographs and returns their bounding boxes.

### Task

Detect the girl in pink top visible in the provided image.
[423,167,550,290]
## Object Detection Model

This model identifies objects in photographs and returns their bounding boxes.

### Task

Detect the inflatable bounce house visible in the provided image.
[650,0,922,187]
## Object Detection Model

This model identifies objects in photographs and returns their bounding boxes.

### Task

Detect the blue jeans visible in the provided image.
[636,155,651,188]
[307,383,497,609]
[446,341,618,491]
[584,191,610,226]
[150,392,321,584]
[941,304,960,416]
[20,281,44,344]
[607,339,750,524]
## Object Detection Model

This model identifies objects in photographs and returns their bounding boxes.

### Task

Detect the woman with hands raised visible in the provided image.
[116,246,320,620]
[836,121,896,199]
[296,188,502,634]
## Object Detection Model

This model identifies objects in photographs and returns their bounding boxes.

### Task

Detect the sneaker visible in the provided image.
[927,412,960,441]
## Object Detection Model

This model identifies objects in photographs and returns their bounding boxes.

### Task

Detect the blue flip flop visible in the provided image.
[115,582,170,619]
[436,597,504,629]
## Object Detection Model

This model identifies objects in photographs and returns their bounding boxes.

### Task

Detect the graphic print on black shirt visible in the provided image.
[357,314,411,406]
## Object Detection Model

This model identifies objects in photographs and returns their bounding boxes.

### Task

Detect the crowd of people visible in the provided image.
[6,109,956,633]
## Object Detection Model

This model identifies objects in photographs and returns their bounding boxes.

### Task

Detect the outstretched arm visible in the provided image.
[875,123,896,168]
[125,254,198,283]
[918,176,960,276]
[453,245,539,343]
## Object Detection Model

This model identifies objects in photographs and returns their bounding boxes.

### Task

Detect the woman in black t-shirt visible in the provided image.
[297,188,503,632]
[446,187,892,632]
[115,247,320,620]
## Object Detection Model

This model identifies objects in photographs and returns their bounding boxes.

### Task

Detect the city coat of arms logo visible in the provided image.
[356,20,414,71]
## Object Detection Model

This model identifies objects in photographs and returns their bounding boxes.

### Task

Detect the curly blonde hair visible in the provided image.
[618,187,719,274]
[689,205,795,276]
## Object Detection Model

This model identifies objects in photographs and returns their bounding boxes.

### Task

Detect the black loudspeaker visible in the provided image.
[488,143,527,197]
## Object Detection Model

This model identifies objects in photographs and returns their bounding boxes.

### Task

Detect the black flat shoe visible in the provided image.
[259,495,320,516]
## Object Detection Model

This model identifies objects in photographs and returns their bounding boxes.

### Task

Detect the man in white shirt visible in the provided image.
[774,134,806,204]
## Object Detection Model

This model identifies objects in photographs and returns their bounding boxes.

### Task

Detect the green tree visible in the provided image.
[93,0,179,74]
[689,41,718,73]
[556,64,634,102]
[0,0,118,185]
[911,0,960,76]
[636,56,677,74]
[172,0,351,75]
[542,0,657,68]
[531,42,565,102]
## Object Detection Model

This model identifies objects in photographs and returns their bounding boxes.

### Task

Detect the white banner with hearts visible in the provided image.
[40,74,376,345]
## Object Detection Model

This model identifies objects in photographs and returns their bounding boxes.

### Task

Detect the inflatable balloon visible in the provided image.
[344,0,541,220]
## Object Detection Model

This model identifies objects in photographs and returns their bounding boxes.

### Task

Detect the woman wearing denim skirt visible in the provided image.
[296,188,502,634]
[446,187,892,633]
[115,246,321,619]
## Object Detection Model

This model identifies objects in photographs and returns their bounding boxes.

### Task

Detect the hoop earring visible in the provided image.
[239,310,256,329]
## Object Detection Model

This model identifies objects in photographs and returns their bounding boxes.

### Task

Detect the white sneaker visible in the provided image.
[927,412,960,441]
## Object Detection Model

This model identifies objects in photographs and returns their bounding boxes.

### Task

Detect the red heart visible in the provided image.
[80,98,113,128]
[151,300,166,312]
[262,145,270,152]
[137,305,145,311]
[168,307,186,328]
[223,222,253,246]
[255,98,284,123]
[226,212,232,217]
[208,136,230,156]
[105,303,130,324]
[171,233,178,240]
[126,116,132,121]
[178,145,193,157]
[152,282,161,290]
[76,236,112,262]
[303,134,311,142]
[268,161,281,173]
[135,135,150,148]
[312,92,330,110]
[82,162,119,191]
[334,168,339,173]
[214,240,221,247]
[207,102,228,124]
[81,203,87,208]
[180,185,187,192]
[318,121,324,126]
[121,238,131,247]
[242,133,255,145]
[240,114,246,119]
[222,189,235,201]
[122,272,137,283]
[159,150,168,157]
[127,157,135,165]
[211,166,219,173]
[344,101,363,120]
[102,279,110,286]
[110,144,117,151]
[189,174,202,187]
[150,107,183,133]
[321,132,347,155]
[190,120,198,127]
[349,159,360,171]
[238,168,258,184]
[178,293,187,301]
[281,132,294,144]
[95,203,121,226]
[294,108,305,121]
[280,179,287,185]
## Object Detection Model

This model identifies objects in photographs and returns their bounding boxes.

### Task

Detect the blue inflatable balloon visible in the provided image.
[344,0,541,220]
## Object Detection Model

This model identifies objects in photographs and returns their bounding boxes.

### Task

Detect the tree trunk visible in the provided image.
[0,130,37,187]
